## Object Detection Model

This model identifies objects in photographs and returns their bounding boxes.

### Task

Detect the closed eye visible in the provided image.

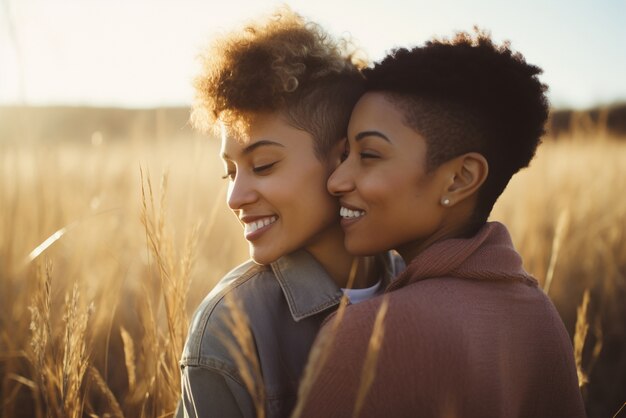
[252,161,278,174]
[360,152,380,159]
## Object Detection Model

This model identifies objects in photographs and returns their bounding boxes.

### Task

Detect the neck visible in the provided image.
[397,213,480,264]
[305,224,379,289]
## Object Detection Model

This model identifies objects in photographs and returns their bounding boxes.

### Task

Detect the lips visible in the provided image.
[244,216,277,234]
[239,215,278,240]
[340,206,365,219]
[339,201,365,220]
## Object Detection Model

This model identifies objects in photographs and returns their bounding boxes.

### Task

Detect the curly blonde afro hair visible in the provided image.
[191,7,366,158]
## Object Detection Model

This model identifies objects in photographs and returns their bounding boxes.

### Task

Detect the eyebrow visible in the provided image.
[355,131,390,142]
[221,139,285,159]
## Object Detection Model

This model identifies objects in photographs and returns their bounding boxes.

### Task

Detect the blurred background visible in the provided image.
[1,1,625,417]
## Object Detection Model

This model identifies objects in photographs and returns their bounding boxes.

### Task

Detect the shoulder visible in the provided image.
[329,279,463,341]
[205,258,280,304]
[181,259,281,367]
[330,276,553,346]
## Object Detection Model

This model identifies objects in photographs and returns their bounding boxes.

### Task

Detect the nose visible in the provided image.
[327,159,355,197]
[227,172,258,210]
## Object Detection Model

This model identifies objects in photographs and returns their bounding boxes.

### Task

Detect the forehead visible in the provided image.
[219,113,272,154]
[220,112,288,142]
[349,93,407,130]
[219,112,316,158]
[349,92,429,158]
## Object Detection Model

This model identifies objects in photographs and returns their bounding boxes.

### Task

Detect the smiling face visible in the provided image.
[328,92,454,261]
[221,112,342,265]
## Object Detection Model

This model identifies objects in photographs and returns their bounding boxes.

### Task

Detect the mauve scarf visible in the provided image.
[386,221,537,293]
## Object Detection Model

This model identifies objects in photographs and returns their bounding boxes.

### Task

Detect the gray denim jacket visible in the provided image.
[176,249,401,418]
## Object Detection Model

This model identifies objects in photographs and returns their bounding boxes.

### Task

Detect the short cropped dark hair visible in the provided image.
[191,7,365,159]
[363,29,549,224]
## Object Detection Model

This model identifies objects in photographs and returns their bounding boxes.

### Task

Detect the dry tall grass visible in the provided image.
[352,295,389,418]
[490,133,626,417]
[218,294,266,418]
[291,259,358,418]
[0,108,624,417]
[0,125,247,417]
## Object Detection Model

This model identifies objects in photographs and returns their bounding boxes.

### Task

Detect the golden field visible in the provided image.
[0,107,625,417]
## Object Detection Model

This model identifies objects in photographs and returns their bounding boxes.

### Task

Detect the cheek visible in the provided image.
[306,173,340,221]
[304,176,337,211]
[306,161,334,192]
[359,171,406,206]
[365,172,431,235]
[281,163,336,211]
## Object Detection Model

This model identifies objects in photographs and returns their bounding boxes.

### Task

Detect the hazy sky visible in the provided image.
[1,0,624,109]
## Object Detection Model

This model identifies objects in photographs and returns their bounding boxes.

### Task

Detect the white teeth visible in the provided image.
[340,206,365,219]
[244,216,277,235]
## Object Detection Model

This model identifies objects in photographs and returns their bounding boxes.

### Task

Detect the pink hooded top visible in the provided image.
[297,222,586,418]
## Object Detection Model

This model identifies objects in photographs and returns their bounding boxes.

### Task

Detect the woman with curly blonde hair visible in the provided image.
[176,8,401,418]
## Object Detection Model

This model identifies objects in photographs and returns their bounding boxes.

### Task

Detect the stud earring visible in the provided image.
[441,198,451,206]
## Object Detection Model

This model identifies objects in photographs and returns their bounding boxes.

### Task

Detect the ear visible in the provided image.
[440,152,488,207]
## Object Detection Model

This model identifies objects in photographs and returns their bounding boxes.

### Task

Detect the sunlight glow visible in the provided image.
[1,0,624,108]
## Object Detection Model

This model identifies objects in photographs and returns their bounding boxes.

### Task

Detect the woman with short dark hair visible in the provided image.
[297,31,585,418]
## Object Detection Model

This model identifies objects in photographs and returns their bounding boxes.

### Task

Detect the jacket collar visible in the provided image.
[271,250,402,322]
[271,250,343,322]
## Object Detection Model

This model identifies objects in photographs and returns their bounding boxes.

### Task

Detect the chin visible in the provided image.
[345,238,379,257]
[249,246,280,266]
